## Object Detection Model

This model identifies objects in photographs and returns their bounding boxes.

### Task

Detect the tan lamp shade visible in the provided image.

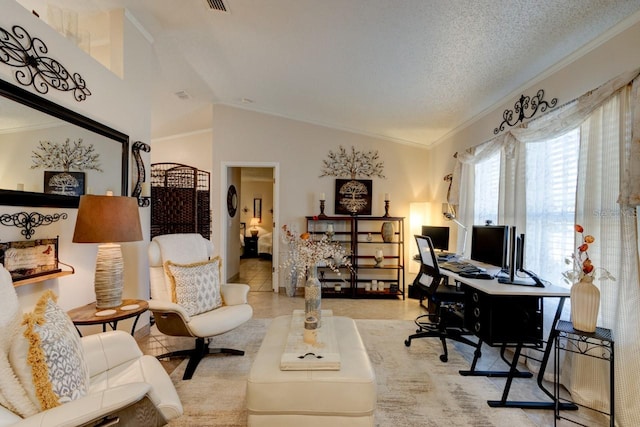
[250,217,260,237]
[73,195,142,308]
[73,195,143,243]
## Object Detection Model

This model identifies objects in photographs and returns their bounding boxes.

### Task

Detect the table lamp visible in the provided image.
[73,194,143,308]
[250,217,260,237]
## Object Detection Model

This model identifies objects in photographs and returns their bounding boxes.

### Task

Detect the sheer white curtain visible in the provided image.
[559,85,640,425]
[450,69,640,425]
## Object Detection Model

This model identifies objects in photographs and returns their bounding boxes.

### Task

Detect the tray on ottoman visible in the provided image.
[280,309,340,370]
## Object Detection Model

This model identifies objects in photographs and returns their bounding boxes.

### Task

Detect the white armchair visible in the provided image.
[0,266,182,427]
[148,233,253,380]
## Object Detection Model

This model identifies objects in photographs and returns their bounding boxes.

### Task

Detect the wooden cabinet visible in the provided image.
[243,236,259,258]
[306,216,405,299]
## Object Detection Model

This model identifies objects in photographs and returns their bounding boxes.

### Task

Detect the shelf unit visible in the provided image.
[306,216,405,299]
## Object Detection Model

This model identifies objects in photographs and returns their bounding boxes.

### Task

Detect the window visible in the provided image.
[474,150,500,226]
[473,130,580,287]
[525,129,579,287]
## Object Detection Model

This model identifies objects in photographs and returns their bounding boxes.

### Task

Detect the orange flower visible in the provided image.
[575,224,584,233]
[582,263,594,274]
[578,243,589,252]
[584,235,595,244]
[300,232,310,240]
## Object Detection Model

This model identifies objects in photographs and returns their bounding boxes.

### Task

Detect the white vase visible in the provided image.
[570,275,600,333]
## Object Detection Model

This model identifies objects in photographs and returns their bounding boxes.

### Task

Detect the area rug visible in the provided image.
[168,318,538,427]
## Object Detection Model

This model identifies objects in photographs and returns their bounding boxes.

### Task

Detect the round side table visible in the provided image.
[67,299,149,336]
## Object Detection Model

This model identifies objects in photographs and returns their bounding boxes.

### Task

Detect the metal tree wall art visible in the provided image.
[31,138,102,196]
[31,138,102,172]
[0,25,91,101]
[320,146,385,179]
[321,146,384,215]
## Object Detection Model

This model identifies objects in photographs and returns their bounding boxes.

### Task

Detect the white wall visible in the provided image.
[240,178,273,235]
[0,2,153,333]
[211,104,431,286]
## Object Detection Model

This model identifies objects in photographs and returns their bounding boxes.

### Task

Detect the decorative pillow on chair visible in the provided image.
[164,257,223,316]
[10,290,90,411]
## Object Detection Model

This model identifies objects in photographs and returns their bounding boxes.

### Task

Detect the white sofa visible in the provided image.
[0,266,183,427]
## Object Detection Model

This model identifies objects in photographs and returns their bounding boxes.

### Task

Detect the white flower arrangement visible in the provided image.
[280,223,352,282]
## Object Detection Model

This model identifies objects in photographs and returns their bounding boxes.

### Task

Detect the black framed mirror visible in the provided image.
[0,78,128,208]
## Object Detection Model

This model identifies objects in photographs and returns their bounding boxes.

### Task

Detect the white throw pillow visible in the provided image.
[10,291,90,411]
[164,257,223,316]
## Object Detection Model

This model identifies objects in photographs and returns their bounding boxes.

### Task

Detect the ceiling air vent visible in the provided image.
[175,90,191,100]
[205,0,229,13]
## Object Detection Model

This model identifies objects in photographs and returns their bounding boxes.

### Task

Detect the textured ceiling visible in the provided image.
[16,0,640,148]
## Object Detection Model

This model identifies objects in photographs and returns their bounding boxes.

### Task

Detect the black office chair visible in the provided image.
[404,235,480,362]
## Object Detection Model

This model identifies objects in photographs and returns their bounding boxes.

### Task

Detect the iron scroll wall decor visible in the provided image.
[493,89,557,135]
[0,212,68,239]
[0,25,91,102]
[131,141,151,207]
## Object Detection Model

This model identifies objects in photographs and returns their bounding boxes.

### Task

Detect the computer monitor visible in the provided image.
[420,225,450,252]
[470,225,509,268]
[498,225,544,287]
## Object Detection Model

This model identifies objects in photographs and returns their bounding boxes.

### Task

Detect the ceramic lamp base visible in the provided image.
[94,243,124,308]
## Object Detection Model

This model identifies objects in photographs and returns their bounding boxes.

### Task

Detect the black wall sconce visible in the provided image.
[131,141,150,207]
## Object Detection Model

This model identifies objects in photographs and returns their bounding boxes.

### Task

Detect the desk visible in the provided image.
[440,264,576,411]
[67,299,149,336]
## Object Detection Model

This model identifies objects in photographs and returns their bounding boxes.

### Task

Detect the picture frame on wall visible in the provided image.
[43,171,85,196]
[334,179,372,215]
[0,237,60,281]
[254,197,262,221]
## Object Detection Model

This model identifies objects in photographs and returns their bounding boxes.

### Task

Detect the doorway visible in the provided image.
[222,162,279,293]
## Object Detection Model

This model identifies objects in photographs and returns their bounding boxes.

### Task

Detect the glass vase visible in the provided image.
[286,266,299,297]
[305,264,322,327]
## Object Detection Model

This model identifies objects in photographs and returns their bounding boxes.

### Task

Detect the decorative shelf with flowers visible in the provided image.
[562,224,615,333]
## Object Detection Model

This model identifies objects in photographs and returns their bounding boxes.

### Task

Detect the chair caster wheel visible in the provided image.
[405,339,411,347]
[439,354,448,362]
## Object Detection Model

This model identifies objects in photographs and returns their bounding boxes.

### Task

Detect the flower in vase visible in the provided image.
[562,224,615,285]
[280,224,352,282]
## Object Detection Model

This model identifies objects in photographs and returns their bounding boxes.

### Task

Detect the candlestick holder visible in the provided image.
[319,199,328,218]
[383,200,390,217]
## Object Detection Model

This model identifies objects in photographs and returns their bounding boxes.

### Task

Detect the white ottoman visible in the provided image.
[247,315,376,426]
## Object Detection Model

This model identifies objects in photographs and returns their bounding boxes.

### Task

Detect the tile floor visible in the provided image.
[236,257,274,292]
[136,258,608,426]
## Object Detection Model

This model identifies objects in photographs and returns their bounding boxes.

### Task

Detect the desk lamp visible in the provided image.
[250,217,260,237]
[443,203,468,255]
[73,194,143,308]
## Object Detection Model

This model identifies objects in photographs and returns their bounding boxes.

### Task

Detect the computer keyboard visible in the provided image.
[439,261,481,274]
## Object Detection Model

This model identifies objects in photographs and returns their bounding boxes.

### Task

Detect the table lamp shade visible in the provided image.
[250,217,260,237]
[73,195,143,308]
[73,195,143,243]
